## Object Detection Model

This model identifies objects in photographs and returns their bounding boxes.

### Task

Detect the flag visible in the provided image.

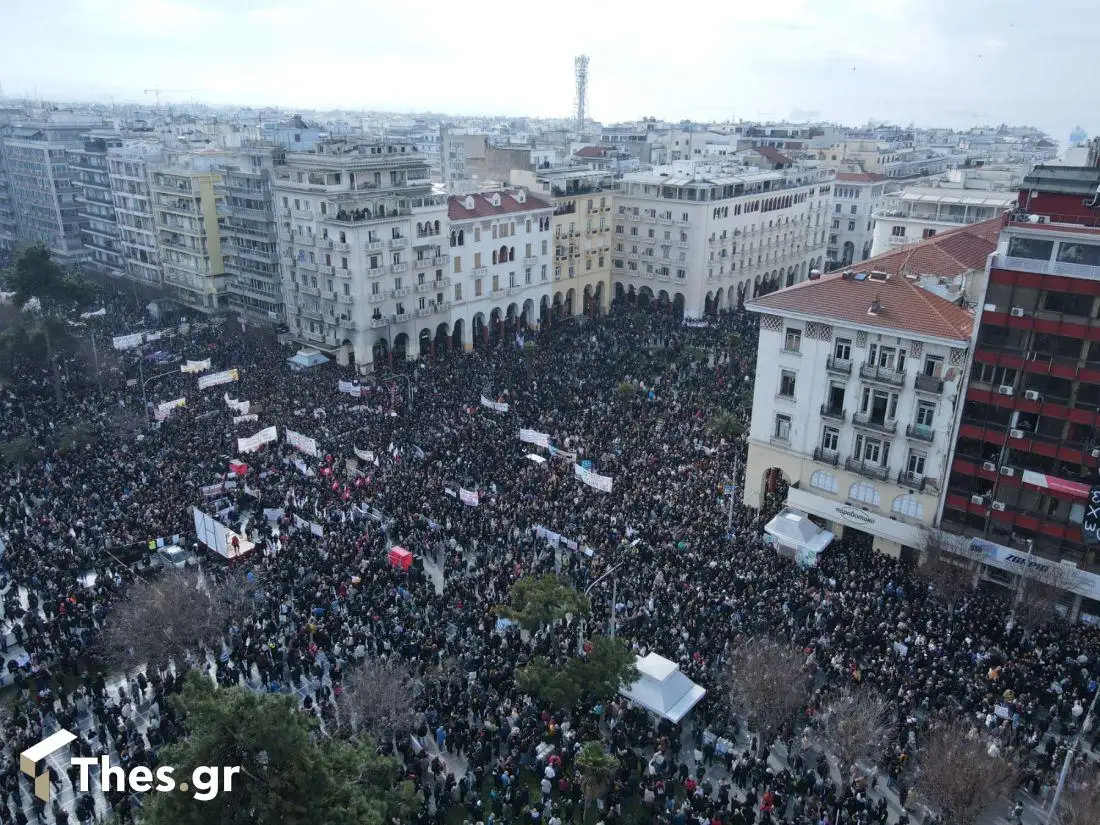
[229,459,248,476]
[460,488,479,507]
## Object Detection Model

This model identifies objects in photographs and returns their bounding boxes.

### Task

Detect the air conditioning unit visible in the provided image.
[1010,307,1027,317]
[1092,448,1100,458]
[1024,390,1042,401]
[1009,428,1025,439]
[982,461,997,472]
[970,494,987,505]
[983,303,998,313]
[997,385,1015,396]
[991,500,1006,511]
[1000,466,1016,477]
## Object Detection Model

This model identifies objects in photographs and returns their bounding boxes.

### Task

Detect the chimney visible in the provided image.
[868,295,882,316]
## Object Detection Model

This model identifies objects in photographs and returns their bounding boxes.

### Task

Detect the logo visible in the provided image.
[21,729,77,801]
[835,506,875,526]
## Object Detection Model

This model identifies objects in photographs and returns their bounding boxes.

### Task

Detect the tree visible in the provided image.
[915,529,980,615]
[0,314,76,403]
[575,741,618,815]
[1013,561,1081,639]
[912,726,1019,825]
[725,637,810,756]
[498,573,590,633]
[515,636,638,711]
[98,568,251,671]
[140,674,413,825]
[1058,765,1100,825]
[818,687,896,792]
[708,412,745,441]
[338,658,415,742]
[8,243,98,309]
[615,380,636,398]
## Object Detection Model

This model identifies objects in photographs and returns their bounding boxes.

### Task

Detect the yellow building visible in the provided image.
[151,153,231,313]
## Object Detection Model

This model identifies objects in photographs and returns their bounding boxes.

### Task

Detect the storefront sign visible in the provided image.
[785,486,924,547]
[969,537,1100,601]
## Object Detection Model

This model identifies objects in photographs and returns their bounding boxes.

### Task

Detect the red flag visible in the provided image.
[229,459,248,476]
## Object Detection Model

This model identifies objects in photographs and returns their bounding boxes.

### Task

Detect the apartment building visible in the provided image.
[943,165,1100,620]
[611,159,832,317]
[108,143,164,288]
[826,172,890,268]
[743,261,978,562]
[0,126,16,251]
[70,136,125,278]
[217,141,286,325]
[815,139,953,179]
[446,190,554,348]
[150,153,228,312]
[532,166,613,317]
[1,115,103,266]
[272,139,447,367]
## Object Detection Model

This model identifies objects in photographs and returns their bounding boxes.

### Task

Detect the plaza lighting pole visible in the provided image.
[579,557,629,654]
[1045,685,1099,825]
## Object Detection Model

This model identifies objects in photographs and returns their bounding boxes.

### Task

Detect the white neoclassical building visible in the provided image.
[743,265,976,562]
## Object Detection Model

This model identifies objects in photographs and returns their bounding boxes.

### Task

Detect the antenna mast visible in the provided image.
[574,55,589,130]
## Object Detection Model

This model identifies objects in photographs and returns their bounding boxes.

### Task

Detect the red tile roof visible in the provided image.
[575,146,606,158]
[744,218,1005,341]
[835,172,888,183]
[753,146,793,165]
[447,191,552,220]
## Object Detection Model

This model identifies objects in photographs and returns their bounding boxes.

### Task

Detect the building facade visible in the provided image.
[446,190,554,347]
[218,142,286,325]
[70,137,125,278]
[0,125,18,251]
[108,143,164,289]
[871,184,1015,257]
[743,263,976,561]
[150,154,228,312]
[826,172,889,269]
[942,165,1100,620]
[611,160,831,317]
[272,139,447,366]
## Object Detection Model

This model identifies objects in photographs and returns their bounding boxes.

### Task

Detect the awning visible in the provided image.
[618,653,706,723]
[764,507,834,567]
[287,348,331,369]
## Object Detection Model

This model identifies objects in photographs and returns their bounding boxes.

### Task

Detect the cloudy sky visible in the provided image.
[0,0,1095,143]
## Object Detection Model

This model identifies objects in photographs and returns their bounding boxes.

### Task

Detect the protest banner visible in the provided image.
[198,368,239,390]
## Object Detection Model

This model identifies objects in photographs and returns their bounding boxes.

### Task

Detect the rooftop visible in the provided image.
[1022,165,1100,197]
[894,187,1017,208]
[752,146,794,165]
[835,171,888,183]
[447,190,551,220]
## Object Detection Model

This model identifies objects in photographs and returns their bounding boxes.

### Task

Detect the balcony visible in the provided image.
[906,423,934,443]
[524,256,540,266]
[334,242,350,253]
[897,471,928,492]
[368,292,387,304]
[433,254,450,266]
[826,356,852,375]
[295,235,316,247]
[995,253,1100,282]
[324,291,339,302]
[914,373,944,394]
[391,262,408,274]
[490,289,506,299]
[415,307,432,318]
[392,287,410,298]
[416,278,449,292]
[389,237,407,249]
[394,312,411,323]
[365,240,385,251]
[852,412,897,435]
[472,265,489,276]
[369,317,390,329]
[859,362,906,386]
[813,447,840,467]
[298,260,318,272]
[335,268,351,279]
[845,457,890,482]
[340,319,360,331]
[413,256,434,269]
[339,294,354,305]
[820,405,846,422]
[300,285,321,297]
[433,301,452,313]
[366,266,386,278]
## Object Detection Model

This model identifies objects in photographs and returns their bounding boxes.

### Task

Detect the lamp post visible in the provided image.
[578,557,629,653]
[1045,685,1099,824]
[379,372,413,409]
[139,362,182,426]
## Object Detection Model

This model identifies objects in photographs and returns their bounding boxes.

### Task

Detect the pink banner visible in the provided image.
[1021,470,1089,499]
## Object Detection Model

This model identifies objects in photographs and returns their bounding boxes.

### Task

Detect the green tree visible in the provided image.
[515,636,637,710]
[498,573,590,633]
[141,675,413,825]
[708,412,745,441]
[575,741,618,815]
[7,243,98,308]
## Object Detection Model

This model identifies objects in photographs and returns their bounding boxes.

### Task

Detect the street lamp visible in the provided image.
[379,373,413,408]
[577,556,630,653]
[138,361,183,425]
[1045,685,1099,824]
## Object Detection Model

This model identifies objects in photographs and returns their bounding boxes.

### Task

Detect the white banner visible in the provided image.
[232,414,258,425]
[224,393,250,415]
[192,507,253,559]
[238,425,277,454]
[201,483,224,498]
[198,368,239,390]
[285,429,319,458]
[243,484,260,498]
[338,380,364,397]
[480,395,509,413]
[80,308,107,319]
[460,488,480,507]
[153,397,186,422]
[574,463,613,493]
[181,358,211,374]
[263,507,284,522]
[112,333,144,350]
[519,428,550,449]
[354,447,379,465]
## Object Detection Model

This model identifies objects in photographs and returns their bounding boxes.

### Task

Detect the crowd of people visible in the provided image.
[1,287,1098,825]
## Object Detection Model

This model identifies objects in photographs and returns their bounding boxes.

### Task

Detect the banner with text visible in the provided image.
[285,429,319,457]
[519,428,550,449]
[480,395,509,413]
[112,333,144,350]
[232,414,258,425]
[460,488,480,507]
[224,393,250,415]
[238,425,278,454]
[198,368,239,390]
[338,380,365,397]
[574,463,613,493]
[181,358,212,374]
[153,397,186,422]
[354,447,379,465]
[548,444,577,463]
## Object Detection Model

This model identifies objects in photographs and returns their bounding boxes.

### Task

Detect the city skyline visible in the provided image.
[0,0,1095,144]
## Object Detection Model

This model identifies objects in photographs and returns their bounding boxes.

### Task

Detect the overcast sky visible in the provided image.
[0,0,1095,144]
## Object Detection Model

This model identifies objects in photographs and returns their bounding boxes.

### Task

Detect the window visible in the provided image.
[834,338,851,361]
[916,401,936,427]
[922,228,937,239]
[821,426,839,452]
[1006,236,1053,261]
[810,470,838,494]
[474,227,481,242]
[848,482,881,507]
[343,282,351,295]
[848,221,856,231]
[341,257,348,270]
[779,370,796,398]
[923,354,944,377]
[453,255,461,274]
[773,414,791,442]
[850,205,858,215]
[474,252,481,268]
[891,225,906,237]
[835,204,842,214]
[492,274,500,292]
[906,451,926,477]
[891,495,924,520]
[783,328,801,353]
[859,435,882,463]
[393,278,402,290]
[474,278,483,297]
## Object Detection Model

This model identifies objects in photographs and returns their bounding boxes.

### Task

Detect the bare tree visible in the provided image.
[915,529,980,614]
[1013,561,1082,640]
[1059,765,1100,825]
[725,637,811,757]
[338,658,415,742]
[912,726,1019,825]
[99,568,244,672]
[818,687,896,793]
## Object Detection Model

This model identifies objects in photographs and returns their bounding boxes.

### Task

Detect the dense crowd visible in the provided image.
[1,291,1098,825]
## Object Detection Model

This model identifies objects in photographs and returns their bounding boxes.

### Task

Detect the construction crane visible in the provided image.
[144,87,197,108]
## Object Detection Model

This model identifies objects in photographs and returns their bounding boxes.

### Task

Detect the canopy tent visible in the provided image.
[764,507,834,567]
[287,348,331,370]
[618,653,706,723]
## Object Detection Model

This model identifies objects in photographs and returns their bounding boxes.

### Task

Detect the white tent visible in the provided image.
[764,507,834,567]
[618,653,706,723]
